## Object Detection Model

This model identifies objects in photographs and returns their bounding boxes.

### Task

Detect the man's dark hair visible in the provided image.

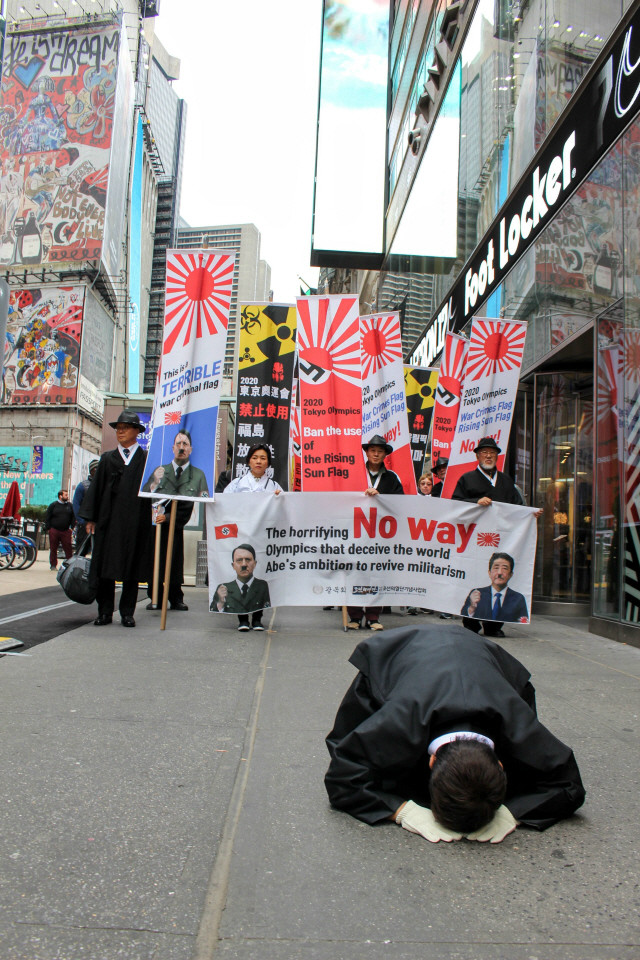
[174,429,192,444]
[57,490,66,498]
[489,551,515,573]
[247,443,272,465]
[232,543,256,561]
[429,741,506,833]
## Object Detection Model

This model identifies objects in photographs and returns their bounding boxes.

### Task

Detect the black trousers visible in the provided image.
[462,616,505,636]
[97,578,139,618]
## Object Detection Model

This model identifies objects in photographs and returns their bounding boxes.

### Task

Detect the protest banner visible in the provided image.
[361,312,415,493]
[404,365,438,483]
[431,332,469,467]
[140,249,235,502]
[233,303,296,489]
[441,319,527,498]
[289,367,302,491]
[297,295,367,490]
[206,492,537,620]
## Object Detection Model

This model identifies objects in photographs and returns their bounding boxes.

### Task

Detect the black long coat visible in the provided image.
[80,448,152,583]
[325,625,585,829]
[451,467,523,504]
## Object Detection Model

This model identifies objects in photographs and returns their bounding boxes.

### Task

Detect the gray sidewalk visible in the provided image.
[0,598,639,959]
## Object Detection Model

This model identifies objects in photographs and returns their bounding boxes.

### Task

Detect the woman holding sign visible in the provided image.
[222,444,282,631]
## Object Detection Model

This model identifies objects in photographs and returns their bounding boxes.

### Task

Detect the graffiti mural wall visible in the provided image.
[0,20,123,268]
[2,284,85,404]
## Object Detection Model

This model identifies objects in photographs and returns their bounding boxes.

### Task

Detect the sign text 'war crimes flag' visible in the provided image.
[404,365,438,483]
[234,303,296,490]
[441,319,527,498]
[140,249,235,502]
[361,312,415,493]
[206,492,538,621]
[289,364,302,491]
[296,295,367,491]
[431,333,468,466]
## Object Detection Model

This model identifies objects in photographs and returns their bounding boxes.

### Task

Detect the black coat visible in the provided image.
[451,467,523,504]
[366,465,404,495]
[80,448,152,583]
[325,625,585,829]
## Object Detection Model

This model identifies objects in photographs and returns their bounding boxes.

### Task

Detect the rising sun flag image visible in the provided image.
[140,249,236,503]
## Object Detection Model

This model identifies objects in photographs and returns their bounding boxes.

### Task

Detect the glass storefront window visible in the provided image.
[534,372,592,603]
[594,311,623,617]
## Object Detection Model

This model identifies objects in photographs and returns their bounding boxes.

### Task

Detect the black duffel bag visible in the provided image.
[56,535,96,604]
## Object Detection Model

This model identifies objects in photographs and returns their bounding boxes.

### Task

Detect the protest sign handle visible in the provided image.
[151,523,162,609]
[342,605,348,632]
[160,500,178,632]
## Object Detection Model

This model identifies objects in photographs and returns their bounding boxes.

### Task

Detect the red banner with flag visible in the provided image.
[360,312,415,493]
[297,296,367,491]
[431,333,469,468]
[440,319,527,498]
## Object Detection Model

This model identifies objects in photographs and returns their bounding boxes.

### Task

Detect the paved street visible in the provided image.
[0,584,638,959]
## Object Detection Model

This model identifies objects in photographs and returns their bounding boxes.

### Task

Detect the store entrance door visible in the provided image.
[533,373,593,603]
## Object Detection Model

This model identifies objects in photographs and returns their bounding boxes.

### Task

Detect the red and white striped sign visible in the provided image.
[441,319,527,498]
[360,312,415,493]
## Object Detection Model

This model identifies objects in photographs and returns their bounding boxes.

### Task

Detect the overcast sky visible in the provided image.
[154,0,323,301]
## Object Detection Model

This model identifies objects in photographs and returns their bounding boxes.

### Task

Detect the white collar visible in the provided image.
[236,576,254,590]
[118,442,139,462]
[172,460,190,471]
[477,464,498,486]
[428,731,495,756]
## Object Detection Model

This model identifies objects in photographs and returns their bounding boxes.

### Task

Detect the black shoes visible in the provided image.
[121,616,136,628]
[170,602,189,611]
[94,615,112,626]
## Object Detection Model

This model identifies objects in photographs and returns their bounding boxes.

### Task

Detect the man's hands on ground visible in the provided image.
[396,801,463,843]
[466,805,517,843]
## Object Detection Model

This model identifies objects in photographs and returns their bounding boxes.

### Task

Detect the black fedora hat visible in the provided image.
[474,437,501,454]
[109,410,146,433]
[362,434,393,455]
[432,457,449,469]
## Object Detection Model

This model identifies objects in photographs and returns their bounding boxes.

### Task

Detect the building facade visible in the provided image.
[0,1,189,502]
[313,0,640,644]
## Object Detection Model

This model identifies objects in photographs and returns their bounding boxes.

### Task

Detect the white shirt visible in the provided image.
[224,472,283,494]
[118,442,139,464]
[428,731,495,756]
[476,464,498,487]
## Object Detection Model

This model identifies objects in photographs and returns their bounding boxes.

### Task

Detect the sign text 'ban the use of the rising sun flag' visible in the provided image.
[140,249,236,502]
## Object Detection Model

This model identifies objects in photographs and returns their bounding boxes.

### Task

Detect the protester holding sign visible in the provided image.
[429,458,448,498]
[346,435,403,632]
[451,438,523,507]
[220,444,281,631]
[224,444,283,495]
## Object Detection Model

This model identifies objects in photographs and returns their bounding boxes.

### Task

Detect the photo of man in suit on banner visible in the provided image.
[211,543,271,632]
[460,552,529,630]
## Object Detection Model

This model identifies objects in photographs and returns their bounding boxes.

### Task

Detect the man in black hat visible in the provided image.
[451,437,523,506]
[429,457,449,498]
[80,410,152,628]
[451,437,530,637]
[346,435,404,631]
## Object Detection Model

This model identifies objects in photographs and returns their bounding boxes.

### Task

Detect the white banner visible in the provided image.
[140,249,236,502]
[441,319,527,497]
[361,312,415,493]
[206,493,538,621]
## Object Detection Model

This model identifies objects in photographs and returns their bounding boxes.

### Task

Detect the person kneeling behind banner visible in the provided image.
[325,624,585,843]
